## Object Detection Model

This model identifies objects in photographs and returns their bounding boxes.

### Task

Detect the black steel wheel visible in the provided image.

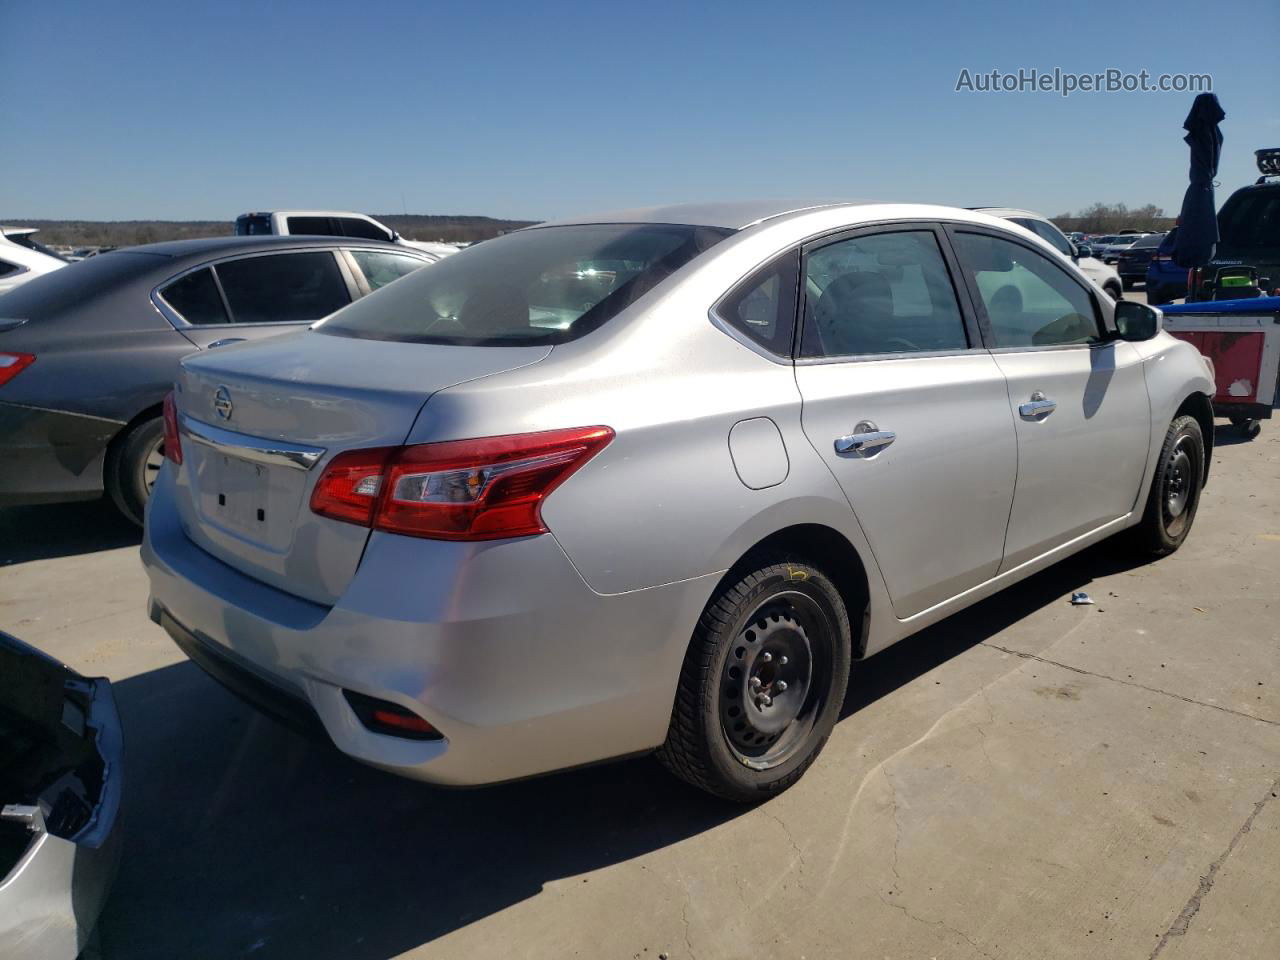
[658,558,853,802]
[1132,414,1204,557]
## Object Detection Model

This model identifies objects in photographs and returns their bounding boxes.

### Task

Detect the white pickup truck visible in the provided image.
[234,211,458,260]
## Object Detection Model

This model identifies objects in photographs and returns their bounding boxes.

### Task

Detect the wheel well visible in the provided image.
[1175,392,1214,485]
[724,524,872,657]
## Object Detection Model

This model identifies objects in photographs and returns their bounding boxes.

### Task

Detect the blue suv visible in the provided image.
[1146,228,1187,305]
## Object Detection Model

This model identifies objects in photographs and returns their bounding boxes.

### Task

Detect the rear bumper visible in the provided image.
[141,469,717,786]
[0,402,119,507]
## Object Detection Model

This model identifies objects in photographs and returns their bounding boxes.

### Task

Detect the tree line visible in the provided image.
[2,215,537,248]
[1053,203,1175,235]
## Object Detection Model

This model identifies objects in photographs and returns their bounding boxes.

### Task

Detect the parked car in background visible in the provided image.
[0,227,68,295]
[1094,235,1142,263]
[0,236,434,523]
[1186,152,1280,301]
[1116,232,1167,286]
[235,210,459,260]
[1146,228,1188,305]
[0,631,123,960]
[143,201,1213,803]
[973,208,1124,300]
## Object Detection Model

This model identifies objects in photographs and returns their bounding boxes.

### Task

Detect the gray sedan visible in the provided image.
[0,236,434,523]
[143,202,1214,801]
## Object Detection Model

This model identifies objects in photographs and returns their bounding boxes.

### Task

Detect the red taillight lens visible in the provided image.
[309,446,395,525]
[162,391,183,465]
[310,426,614,541]
[0,352,35,387]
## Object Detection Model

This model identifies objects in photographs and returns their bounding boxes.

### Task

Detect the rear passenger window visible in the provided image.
[716,250,799,356]
[214,252,350,324]
[0,259,21,278]
[286,217,336,236]
[160,267,229,325]
[800,231,968,358]
[953,232,1101,347]
[339,218,393,242]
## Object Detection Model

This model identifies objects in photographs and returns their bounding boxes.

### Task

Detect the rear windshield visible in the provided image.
[1218,188,1280,253]
[316,223,733,346]
[4,232,69,262]
[1132,233,1165,248]
[0,251,166,319]
[235,215,274,236]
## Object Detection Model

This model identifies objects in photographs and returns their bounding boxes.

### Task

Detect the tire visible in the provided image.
[1104,282,1123,301]
[1131,414,1204,557]
[106,416,165,527]
[656,558,852,803]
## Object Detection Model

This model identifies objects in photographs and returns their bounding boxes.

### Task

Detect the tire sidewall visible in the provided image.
[699,564,851,797]
[109,416,164,526]
[1149,415,1204,551]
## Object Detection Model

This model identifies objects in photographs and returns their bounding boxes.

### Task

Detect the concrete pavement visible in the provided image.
[0,422,1276,960]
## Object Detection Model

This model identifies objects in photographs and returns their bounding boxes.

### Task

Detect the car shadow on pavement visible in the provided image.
[0,501,139,565]
[841,537,1153,719]
[97,538,1154,960]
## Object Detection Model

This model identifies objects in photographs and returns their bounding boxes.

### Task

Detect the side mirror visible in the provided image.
[1114,300,1162,341]
[1075,244,1094,259]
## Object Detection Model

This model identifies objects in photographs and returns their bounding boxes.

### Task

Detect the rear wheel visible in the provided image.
[1104,281,1123,301]
[1131,414,1204,557]
[106,416,165,527]
[657,558,852,802]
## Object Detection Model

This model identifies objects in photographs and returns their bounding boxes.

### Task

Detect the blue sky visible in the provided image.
[2,0,1276,222]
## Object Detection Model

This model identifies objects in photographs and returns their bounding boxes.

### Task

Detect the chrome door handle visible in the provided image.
[834,420,896,458]
[208,338,246,349]
[1018,391,1057,419]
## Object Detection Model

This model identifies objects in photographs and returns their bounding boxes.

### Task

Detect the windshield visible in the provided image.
[1218,188,1280,253]
[317,223,733,345]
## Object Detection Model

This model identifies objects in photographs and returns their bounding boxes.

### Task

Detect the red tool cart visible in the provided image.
[1162,296,1280,439]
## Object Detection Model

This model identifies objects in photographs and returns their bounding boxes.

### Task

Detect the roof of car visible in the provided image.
[124,234,401,259]
[536,200,871,230]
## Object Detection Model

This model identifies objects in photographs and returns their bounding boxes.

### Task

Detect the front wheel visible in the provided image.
[657,558,852,802]
[1131,414,1204,557]
[1104,282,1123,301]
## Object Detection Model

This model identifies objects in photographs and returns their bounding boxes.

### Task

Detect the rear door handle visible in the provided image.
[835,421,896,458]
[1018,391,1057,419]
[208,338,246,349]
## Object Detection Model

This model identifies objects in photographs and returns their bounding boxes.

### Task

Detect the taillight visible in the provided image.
[310,426,614,541]
[0,352,35,387]
[309,446,394,525]
[162,391,183,465]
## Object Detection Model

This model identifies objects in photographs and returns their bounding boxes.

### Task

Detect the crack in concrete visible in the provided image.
[760,809,809,892]
[974,688,997,769]
[1149,776,1280,958]
[876,891,998,960]
[680,897,696,960]
[878,766,995,958]
[980,643,1278,727]
[882,766,906,892]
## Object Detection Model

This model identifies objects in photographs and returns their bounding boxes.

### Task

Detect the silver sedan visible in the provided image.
[142,202,1215,801]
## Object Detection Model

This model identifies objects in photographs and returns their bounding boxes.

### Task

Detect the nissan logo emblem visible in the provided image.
[213,386,233,421]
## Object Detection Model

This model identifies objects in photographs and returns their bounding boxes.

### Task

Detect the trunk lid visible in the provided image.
[172,330,551,605]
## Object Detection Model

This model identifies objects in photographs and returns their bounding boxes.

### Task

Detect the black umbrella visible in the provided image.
[1172,93,1225,268]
